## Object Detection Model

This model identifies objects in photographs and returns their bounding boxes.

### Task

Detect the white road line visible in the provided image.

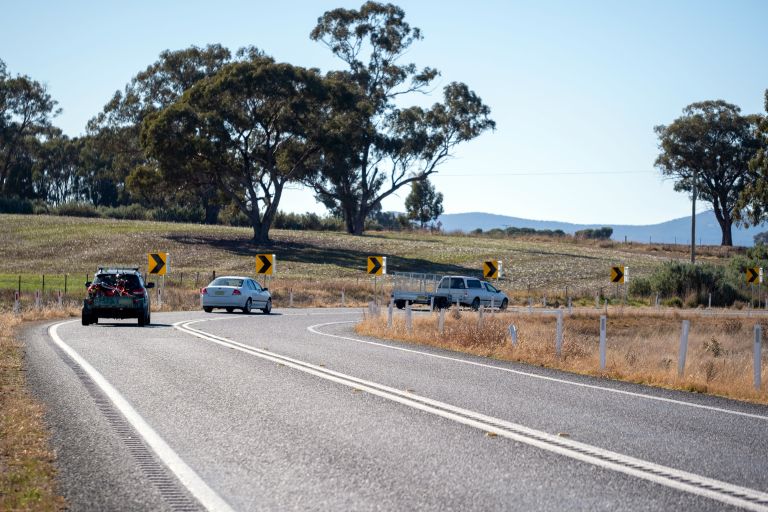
[175,319,768,512]
[49,321,235,512]
[308,320,768,421]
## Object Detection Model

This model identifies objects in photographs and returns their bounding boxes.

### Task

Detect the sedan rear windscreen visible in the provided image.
[211,278,244,287]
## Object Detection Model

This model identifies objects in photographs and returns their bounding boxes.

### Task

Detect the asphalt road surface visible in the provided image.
[23,308,768,511]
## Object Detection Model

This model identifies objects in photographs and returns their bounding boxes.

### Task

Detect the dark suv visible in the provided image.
[82,267,154,326]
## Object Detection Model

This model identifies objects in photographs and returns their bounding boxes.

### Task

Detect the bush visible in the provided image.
[628,276,653,297]
[0,196,34,214]
[97,204,148,220]
[150,205,205,223]
[53,201,99,217]
[649,261,740,307]
[575,227,613,240]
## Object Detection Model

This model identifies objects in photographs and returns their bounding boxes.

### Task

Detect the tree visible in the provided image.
[0,58,60,197]
[405,178,443,228]
[142,58,343,242]
[88,45,247,219]
[655,100,761,246]
[305,2,494,235]
[736,90,768,227]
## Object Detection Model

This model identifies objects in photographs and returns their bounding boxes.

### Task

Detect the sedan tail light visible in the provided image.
[201,287,207,295]
[232,289,241,295]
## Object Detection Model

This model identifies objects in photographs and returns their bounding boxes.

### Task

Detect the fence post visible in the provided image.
[405,302,413,333]
[555,310,564,357]
[599,315,607,370]
[678,320,690,378]
[42,275,45,296]
[64,274,68,294]
[755,324,762,391]
[179,272,183,288]
[508,324,518,346]
[18,275,21,294]
[438,307,445,335]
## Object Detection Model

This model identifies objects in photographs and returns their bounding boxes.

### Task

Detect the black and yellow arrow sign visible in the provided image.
[746,267,761,284]
[256,254,275,275]
[483,260,500,279]
[367,256,386,275]
[148,252,167,275]
[610,266,624,284]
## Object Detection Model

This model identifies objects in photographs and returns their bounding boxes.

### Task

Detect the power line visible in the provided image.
[438,170,656,177]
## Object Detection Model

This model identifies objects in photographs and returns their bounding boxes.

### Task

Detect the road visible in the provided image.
[23,308,768,511]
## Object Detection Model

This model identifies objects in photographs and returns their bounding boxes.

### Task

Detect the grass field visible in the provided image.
[0,213,740,304]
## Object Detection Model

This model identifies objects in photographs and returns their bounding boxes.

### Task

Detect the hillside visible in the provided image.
[0,214,706,298]
[438,211,768,247]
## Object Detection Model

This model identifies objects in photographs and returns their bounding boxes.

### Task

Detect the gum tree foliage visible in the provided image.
[305,2,495,235]
[736,90,768,227]
[142,57,346,243]
[0,58,60,197]
[89,45,256,218]
[655,100,761,246]
[405,178,443,228]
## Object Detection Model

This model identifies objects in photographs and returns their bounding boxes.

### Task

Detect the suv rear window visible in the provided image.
[95,274,141,289]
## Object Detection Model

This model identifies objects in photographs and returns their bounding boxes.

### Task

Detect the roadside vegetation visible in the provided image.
[357,308,768,404]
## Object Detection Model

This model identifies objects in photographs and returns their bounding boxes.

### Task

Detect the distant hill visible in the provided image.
[437,211,768,247]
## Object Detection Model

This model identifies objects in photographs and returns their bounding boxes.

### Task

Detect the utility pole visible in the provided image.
[691,169,696,264]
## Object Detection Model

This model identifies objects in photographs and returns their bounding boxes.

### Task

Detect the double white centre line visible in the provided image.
[175,319,768,511]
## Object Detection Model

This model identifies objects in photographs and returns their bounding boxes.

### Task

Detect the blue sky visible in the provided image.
[2,1,767,225]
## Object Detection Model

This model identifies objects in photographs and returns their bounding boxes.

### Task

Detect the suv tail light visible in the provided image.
[132,289,145,297]
[232,289,241,295]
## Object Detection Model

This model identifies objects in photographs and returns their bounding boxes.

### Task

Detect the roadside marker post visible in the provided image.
[678,320,690,378]
[58,290,63,308]
[438,307,445,334]
[555,310,564,357]
[13,291,20,314]
[387,298,394,329]
[478,305,484,328]
[755,324,763,391]
[405,302,413,333]
[599,315,607,370]
[508,324,518,346]
[35,290,41,309]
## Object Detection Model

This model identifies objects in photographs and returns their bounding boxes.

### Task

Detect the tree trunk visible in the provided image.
[712,207,733,246]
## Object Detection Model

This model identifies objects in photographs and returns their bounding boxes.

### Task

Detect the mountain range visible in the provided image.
[436,211,768,247]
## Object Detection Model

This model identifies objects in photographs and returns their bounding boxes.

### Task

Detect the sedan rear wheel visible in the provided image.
[203,307,213,313]
[262,299,272,315]
[243,298,252,314]
[500,299,508,311]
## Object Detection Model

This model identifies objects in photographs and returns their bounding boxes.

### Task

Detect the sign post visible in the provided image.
[148,252,168,308]
[255,254,275,289]
[483,260,501,280]
[367,256,386,304]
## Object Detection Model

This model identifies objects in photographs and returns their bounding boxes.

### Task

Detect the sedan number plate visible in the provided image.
[214,290,225,296]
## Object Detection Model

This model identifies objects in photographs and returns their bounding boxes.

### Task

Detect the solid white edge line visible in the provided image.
[175,319,768,512]
[307,320,768,421]
[49,321,236,512]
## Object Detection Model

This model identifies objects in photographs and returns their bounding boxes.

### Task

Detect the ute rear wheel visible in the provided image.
[203,307,213,313]
[471,298,480,311]
[395,300,405,310]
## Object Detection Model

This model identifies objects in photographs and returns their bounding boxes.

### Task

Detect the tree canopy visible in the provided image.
[142,58,347,242]
[405,178,443,228]
[304,1,494,235]
[655,100,761,246]
[736,90,768,227]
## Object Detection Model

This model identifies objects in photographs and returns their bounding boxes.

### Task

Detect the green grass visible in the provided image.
[0,213,730,299]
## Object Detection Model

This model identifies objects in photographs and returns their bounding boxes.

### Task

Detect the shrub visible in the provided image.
[97,204,148,220]
[575,227,613,240]
[649,261,740,307]
[628,276,653,297]
[0,196,33,214]
[53,201,99,217]
[150,205,205,223]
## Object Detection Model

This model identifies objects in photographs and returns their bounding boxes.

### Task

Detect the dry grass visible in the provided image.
[0,307,76,511]
[357,308,768,404]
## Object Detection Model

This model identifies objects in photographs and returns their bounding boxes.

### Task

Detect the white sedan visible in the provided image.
[201,276,272,314]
